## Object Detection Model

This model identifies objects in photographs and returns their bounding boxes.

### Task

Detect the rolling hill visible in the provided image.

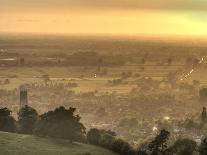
[0,131,118,155]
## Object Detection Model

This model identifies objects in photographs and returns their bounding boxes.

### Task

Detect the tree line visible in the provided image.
[1,106,207,155]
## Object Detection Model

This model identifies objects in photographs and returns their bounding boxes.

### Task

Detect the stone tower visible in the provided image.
[20,87,28,107]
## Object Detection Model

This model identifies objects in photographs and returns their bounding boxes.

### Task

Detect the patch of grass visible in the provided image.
[0,131,117,155]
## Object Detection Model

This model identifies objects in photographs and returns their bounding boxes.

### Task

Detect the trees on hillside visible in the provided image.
[0,108,16,132]
[1,106,86,142]
[18,105,39,134]
[87,128,134,155]
[2,106,207,155]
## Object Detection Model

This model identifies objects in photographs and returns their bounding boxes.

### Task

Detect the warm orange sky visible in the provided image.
[1,0,207,35]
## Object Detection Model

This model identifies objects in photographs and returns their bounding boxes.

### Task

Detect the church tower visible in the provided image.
[20,87,28,107]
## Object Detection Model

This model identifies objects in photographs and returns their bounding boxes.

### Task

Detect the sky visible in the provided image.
[1,0,207,36]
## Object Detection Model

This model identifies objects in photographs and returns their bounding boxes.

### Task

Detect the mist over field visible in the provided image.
[0,34,207,151]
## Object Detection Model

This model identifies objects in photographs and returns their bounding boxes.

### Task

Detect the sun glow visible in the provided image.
[1,9,207,36]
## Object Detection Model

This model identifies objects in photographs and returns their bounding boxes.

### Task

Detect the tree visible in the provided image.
[148,129,170,155]
[87,128,134,155]
[87,128,101,145]
[34,106,86,141]
[136,149,148,155]
[184,119,199,130]
[0,108,16,132]
[199,88,207,104]
[18,105,39,134]
[173,138,197,155]
[99,133,114,149]
[4,79,10,85]
[19,57,25,65]
[42,74,50,84]
[201,107,207,123]
[141,58,146,64]
[199,137,207,155]
[167,58,172,65]
[87,128,116,146]
[112,138,133,155]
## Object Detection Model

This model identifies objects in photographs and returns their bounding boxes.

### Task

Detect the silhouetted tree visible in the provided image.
[19,57,25,65]
[199,137,207,155]
[184,119,199,130]
[42,74,50,84]
[136,149,148,155]
[167,58,172,65]
[87,128,101,145]
[18,105,39,134]
[0,108,16,132]
[149,129,170,155]
[87,128,136,155]
[199,88,207,104]
[87,128,116,146]
[34,106,86,141]
[112,138,133,155]
[173,138,197,155]
[201,107,207,123]
[141,58,146,64]
[99,133,114,149]
[4,79,10,85]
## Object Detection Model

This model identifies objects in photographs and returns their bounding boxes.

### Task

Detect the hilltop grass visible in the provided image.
[0,131,118,155]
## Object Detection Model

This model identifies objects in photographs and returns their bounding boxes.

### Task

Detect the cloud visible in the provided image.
[1,0,207,11]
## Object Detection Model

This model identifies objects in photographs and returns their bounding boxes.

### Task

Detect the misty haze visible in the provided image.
[1,0,207,155]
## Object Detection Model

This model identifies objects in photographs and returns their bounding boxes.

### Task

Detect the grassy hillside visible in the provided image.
[0,131,118,155]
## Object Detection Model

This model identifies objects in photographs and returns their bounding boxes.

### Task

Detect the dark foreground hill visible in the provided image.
[0,131,117,155]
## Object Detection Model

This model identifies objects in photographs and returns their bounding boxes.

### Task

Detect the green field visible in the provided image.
[0,131,117,155]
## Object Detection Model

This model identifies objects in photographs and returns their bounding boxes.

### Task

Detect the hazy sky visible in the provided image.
[1,0,207,35]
